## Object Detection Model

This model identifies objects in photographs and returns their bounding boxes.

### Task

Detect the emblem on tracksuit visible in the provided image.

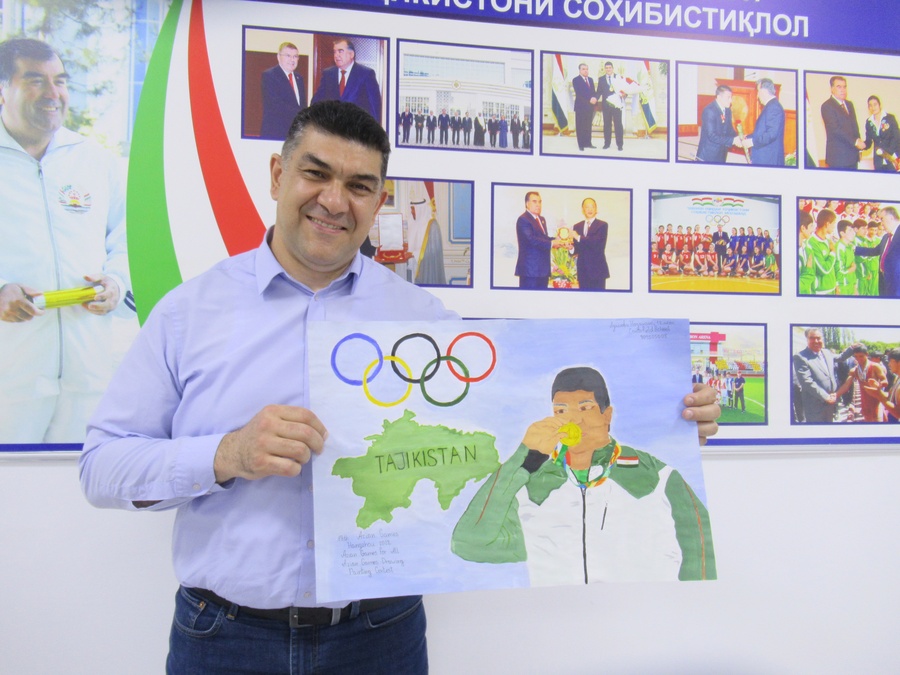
[57,184,92,213]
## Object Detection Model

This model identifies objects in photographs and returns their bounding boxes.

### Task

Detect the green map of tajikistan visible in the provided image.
[332,410,500,528]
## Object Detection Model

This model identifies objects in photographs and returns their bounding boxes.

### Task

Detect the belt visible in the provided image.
[188,587,406,628]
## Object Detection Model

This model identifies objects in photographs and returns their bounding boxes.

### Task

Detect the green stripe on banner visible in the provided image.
[127,0,184,324]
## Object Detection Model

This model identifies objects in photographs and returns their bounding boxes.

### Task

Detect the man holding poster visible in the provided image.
[80,101,719,673]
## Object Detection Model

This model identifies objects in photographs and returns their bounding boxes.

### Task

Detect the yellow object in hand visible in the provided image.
[559,423,582,447]
[33,285,103,309]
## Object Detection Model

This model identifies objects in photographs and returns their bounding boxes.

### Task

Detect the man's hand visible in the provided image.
[82,274,121,315]
[522,416,568,455]
[0,283,44,322]
[214,405,328,483]
[682,383,721,445]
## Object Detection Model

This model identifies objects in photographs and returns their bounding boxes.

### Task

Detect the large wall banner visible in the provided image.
[1,0,898,453]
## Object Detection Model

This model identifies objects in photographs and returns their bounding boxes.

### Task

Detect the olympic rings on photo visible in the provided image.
[331,333,383,385]
[330,330,497,407]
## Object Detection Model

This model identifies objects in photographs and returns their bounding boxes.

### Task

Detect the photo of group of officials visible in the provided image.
[396,41,531,153]
[690,323,767,425]
[363,178,472,287]
[541,53,667,161]
[491,184,631,291]
[243,29,385,140]
[650,191,781,295]
[0,36,139,445]
[676,63,797,167]
[797,199,900,298]
[805,72,900,172]
[791,325,900,425]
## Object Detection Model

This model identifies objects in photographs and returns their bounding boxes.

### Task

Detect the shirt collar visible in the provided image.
[255,227,362,296]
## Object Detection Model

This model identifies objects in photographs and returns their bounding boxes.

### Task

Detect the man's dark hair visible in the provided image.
[829,75,847,88]
[282,100,390,179]
[0,38,60,84]
[837,219,852,235]
[604,61,613,67]
[887,348,900,363]
[524,191,540,205]
[852,344,869,355]
[715,84,732,96]
[551,367,611,412]
[334,37,356,53]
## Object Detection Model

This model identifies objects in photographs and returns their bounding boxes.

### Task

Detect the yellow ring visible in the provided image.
[362,355,413,407]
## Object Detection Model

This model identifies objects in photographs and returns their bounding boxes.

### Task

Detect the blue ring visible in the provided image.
[331,333,383,386]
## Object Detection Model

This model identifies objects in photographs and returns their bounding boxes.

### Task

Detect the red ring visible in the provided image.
[446,332,497,383]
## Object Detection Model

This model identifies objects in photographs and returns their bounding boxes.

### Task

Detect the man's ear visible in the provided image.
[270,154,283,200]
[601,405,613,426]
[374,189,388,215]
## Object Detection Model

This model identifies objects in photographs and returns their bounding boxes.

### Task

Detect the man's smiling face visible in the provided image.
[269,126,387,289]
[0,55,68,144]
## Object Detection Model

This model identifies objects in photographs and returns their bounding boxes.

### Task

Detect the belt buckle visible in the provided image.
[288,606,344,628]
[289,607,311,628]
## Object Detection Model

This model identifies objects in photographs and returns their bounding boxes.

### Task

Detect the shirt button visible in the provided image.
[192,483,202,491]
[307,540,314,549]
[304,591,311,599]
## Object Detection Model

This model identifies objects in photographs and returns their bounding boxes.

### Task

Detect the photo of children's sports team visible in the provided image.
[650,192,780,294]
[797,199,899,298]
[691,323,767,425]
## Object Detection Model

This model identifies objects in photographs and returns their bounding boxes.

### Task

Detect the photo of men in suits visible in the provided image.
[493,185,631,291]
[696,85,738,163]
[598,61,626,151]
[572,63,598,151]
[820,76,864,169]
[311,37,382,124]
[259,42,306,141]
[515,191,554,289]
[792,328,853,423]
[572,198,609,290]
[741,78,785,166]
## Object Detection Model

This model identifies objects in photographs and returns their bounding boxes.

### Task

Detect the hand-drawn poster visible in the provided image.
[309,318,715,602]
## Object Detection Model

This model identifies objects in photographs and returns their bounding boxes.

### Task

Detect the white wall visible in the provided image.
[3,449,898,674]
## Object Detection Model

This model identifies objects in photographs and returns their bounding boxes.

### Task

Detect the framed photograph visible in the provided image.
[396,39,533,154]
[368,178,474,288]
[805,71,900,172]
[676,62,798,167]
[690,323,768,426]
[649,190,781,296]
[796,198,900,299]
[540,52,669,161]
[791,324,900,425]
[491,183,632,291]
[243,28,388,140]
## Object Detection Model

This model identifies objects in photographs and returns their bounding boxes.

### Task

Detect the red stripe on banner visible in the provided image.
[188,0,265,255]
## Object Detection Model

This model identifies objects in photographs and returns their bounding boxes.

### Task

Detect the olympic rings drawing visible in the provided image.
[330,331,497,407]
[331,333,383,385]
[363,356,413,407]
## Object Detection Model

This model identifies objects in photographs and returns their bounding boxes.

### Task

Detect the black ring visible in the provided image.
[391,333,441,384]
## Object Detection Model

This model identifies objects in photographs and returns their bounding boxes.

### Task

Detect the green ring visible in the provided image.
[419,355,470,407]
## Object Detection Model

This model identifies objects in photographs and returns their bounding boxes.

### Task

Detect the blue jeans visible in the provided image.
[167,587,428,674]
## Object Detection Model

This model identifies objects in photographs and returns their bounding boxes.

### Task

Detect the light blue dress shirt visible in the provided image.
[79,233,458,608]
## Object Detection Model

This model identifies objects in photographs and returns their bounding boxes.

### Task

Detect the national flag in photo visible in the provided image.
[635,60,658,134]
[550,54,571,132]
[805,89,820,168]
